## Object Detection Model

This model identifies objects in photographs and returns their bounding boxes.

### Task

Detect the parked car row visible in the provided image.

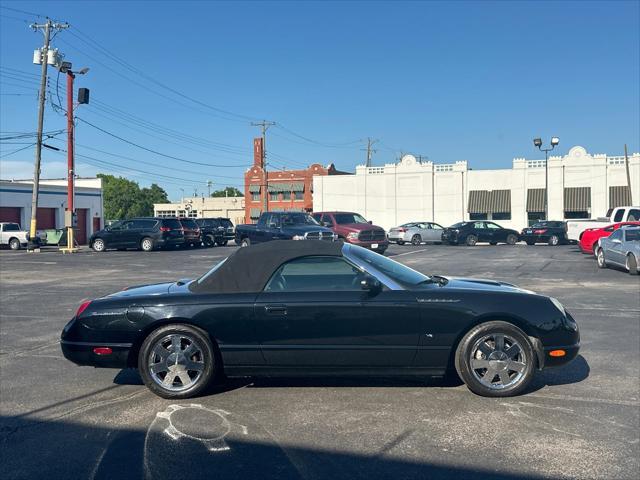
[89,217,235,252]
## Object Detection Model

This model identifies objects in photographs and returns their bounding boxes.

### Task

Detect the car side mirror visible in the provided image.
[360,276,382,295]
[368,220,373,224]
[269,222,279,229]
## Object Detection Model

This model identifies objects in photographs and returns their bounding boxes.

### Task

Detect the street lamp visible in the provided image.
[533,136,559,221]
[59,62,90,253]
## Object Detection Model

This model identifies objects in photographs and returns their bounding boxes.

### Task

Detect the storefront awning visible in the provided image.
[290,182,304,192]
[468,190,511,213]
[609,185,632,209]
[249,208,261,218]
[267,183,291,193]
[526,188,546,212]
[564,187,591,212]
[248,184,261,193]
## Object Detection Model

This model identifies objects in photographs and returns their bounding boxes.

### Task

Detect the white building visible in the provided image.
[0,177,104,244]
[154,196,245,225]
[313,146,640,231]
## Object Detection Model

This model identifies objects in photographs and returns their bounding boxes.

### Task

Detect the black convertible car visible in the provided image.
[61,241,579,399]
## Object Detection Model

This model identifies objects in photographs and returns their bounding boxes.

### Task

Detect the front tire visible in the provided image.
[411,234,422,246]
[455,321,535,397]
[596,248,607,269]
[465,234,478,246]
[92,238,106,252]
[627,254,638,275]
[526,241,535,246]
[506,234,518,245]
[9,238,21,250]
[240,237,250,247]
[548,235,560,246]
[138,324,216,399]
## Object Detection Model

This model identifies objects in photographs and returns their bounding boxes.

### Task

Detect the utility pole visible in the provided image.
[361,137,378,167]
[28,18,68,251]
[251,120,276,213]
[624,144,633,205]
[207,180,213,197]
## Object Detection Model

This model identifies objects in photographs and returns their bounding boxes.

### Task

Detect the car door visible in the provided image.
[109,220,134,248]
[472,222,488,242]
[485,222,504,243]
[254,256,420,368]
[606,229,625,266]
[430,223,445,242]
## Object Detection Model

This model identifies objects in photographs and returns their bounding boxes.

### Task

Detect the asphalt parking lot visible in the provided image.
[0,243,638,479]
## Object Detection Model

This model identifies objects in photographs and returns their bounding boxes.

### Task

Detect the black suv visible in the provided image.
[441,221,520,246]
[520,221,568,246]
[195,217,235,247]
[89,218,184,252]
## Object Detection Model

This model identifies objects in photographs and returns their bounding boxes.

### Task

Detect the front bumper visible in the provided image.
[346,238,389,251]
[61,340,132,368]
[541,343,581,368]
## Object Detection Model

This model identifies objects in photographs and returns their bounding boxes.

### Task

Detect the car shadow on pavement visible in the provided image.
[526,354,590,393]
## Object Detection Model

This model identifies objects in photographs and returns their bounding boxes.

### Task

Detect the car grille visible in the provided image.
[358,229,386,241]
[305,231,335,241]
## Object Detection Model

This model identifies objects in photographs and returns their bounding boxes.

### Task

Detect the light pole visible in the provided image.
[60,62,89,253]
[533,136,559,220]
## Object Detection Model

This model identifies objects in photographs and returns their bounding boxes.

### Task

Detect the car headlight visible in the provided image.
[332,234,338,241]
[347,232,359,240]
[292,235,305,240]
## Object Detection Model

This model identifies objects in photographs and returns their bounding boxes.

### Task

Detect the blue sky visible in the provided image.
[1,0,638,200]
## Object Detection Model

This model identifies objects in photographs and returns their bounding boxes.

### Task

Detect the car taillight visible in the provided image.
[534,229,547,234]
[397,228,406,232]
[76,300,92,317]
[160,226,171,232]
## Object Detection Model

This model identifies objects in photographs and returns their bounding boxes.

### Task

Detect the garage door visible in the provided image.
[75,208,88,245]
[36,208,56,229]
[0,207,21,225]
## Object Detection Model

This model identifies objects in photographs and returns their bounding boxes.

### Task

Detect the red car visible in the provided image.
[579,221,640,254]
[312,211,389,253]
[177,217,201,247]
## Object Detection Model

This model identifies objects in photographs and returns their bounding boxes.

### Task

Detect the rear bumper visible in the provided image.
[61,340,131,368]
[158,236,184,246]
[388,233,411,242]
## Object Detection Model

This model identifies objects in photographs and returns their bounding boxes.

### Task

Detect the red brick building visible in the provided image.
[244,138,347,223]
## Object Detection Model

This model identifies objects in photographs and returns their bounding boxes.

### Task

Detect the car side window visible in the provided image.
[321,214,334,227]
[613,209,625,222]
[264,256,364,292]
[473,222,485,229]
[118,221,134,230]
[312,213,322,223]
[628,209,640,222]
[486,222,501,230]
[432,223,444,230]
[608,229,623,241]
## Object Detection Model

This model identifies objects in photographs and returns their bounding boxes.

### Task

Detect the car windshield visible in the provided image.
[220,219,233,227]
[450,222,467,228]
[334,213,368,224]
[346,244,430,287]
[195,257,228,285]
[162,219,182,229]
[400,223,416,228]
[3,223,20,231]
[281,213,319,226]
[531,222,550,228]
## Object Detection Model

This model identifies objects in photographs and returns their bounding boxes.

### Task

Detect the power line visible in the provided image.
[0,143,36,158]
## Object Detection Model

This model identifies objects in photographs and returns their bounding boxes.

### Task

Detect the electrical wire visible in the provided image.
[0,143,36,158]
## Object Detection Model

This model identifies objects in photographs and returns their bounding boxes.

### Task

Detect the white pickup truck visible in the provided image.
[567,206,640,241]
[0,222,29,250]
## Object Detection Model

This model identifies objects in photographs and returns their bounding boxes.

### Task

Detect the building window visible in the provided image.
[528,212,545,226]
[469,213,487,220]
[270,192,280,201]
[435,164,453,172]
[252,192,260,201]
[491,212,511,221]
[564,211,590,219]
[294,191,304,201]
[188,210,198,218]
[156,210,176,218]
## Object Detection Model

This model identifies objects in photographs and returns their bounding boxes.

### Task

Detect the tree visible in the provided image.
[98,174,169,220]
[211,186,243,198]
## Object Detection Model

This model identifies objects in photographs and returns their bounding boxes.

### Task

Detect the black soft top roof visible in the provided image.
[189,240,344,293]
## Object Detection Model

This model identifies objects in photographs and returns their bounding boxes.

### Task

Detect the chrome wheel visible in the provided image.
[141,238,154,251]
[148,334,205,392]
[596,249,606,268]
[411,234,422,246]
[92,238,105,252]
[466,235,477,246]
[470,334,527,390]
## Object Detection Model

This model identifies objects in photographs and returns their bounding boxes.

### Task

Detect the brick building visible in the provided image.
[244,138,348,223]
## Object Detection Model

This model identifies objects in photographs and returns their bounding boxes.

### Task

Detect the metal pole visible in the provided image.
[28,20,52,251]
[545,149,549,221]
[624,144,633,205]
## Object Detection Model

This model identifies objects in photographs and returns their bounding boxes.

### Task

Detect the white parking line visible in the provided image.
[388,248,429,258]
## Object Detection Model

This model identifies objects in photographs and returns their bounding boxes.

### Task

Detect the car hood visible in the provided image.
[106,279,192,298]
[438,277,535,294]
[282,225,333,233]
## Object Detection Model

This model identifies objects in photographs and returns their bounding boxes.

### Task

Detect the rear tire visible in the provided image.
[526,241,535,246]
[397,240,405,245]
[138,324,216,399]
[8,238,21,250]
[240,237,250,247]
[596,248,606,268]
[141,237,154,252]
[411,234,422,246]
[203,234,215,248]
[548,235,560,246]
[506,234,518,245]
[627,254,638,275]
[454,321,535,397]
[465,235,478,246]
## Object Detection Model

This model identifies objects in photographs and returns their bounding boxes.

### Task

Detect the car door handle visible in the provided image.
[265,304,287,315]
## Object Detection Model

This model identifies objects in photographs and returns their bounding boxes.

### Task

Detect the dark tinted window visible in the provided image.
[3,223,20,231]
[613,209,625,222]
[348,245,429,286]
[195,219,205,227]
[334,213,367,224]
[312,213,322,222]
[161,219,182,229]
[628,209,640,222]
[280,213,318,226]
[625,229,640,241]
[609,229,623,240]
[219,219,233,227]
[180,219,198,229]
[450,222,468,228]
[264,256,363,292]
[131,219,157,229]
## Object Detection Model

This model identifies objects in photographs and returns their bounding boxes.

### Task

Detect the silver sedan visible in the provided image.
[388,222,445,245]
[596,226,640,275]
